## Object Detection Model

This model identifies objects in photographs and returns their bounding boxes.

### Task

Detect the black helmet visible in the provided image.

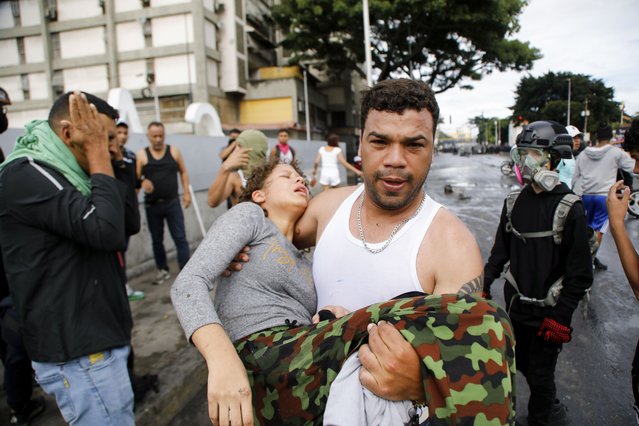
[516,120,573,159]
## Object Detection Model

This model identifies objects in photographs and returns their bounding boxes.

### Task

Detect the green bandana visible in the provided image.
[0,120,91,197]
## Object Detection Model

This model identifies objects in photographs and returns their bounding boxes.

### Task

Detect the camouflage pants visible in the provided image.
[235,293,516,425]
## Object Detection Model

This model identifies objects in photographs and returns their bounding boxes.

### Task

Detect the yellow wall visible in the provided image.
[256,66,301,80]
[240,97,293,124]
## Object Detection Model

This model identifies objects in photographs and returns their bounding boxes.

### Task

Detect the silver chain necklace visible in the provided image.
[357,190,426,254]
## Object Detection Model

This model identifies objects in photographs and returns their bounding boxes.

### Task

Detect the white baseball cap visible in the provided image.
[566,125,582,138]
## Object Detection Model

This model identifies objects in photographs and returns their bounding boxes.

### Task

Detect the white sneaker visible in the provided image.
[152,269,170,285]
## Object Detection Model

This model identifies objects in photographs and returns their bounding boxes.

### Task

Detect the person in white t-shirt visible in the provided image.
[311,133,362,190]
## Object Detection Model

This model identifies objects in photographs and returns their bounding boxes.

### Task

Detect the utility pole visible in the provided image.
[582,98,590,137]
[302,67,310,143]
[566,78,571,126]
[362,0,373,87]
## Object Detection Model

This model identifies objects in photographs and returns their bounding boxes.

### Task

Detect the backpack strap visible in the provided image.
[505,189,554,241]
[501,192,583,308]
[552,193,580,245]
[504,189,523,239]
[501,261,564,308]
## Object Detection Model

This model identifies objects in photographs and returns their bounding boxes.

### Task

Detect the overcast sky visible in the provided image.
[436,0,639,137]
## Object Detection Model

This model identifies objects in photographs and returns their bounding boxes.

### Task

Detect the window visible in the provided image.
[16,37,25,64]
[51,33,61,59]
[10,1,20,20]
[52,70,64,95]
[331,111,346,128]
[21,74,30,100]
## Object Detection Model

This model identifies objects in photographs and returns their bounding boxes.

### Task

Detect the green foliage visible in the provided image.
[511,72,620,133]
[469,115,509,144]
[273,0,540,93]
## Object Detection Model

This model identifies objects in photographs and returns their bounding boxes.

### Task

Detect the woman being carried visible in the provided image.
[171,160,515,426]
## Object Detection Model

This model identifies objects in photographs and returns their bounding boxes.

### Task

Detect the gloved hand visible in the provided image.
[538,317,572,343]
[482,287,492,300]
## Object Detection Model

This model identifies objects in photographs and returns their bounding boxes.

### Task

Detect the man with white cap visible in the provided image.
[566,125,585,156]
[556,125,583,188]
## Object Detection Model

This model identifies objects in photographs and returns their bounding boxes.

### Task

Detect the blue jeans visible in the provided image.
[32,345,134,425]
[145,199,190,270]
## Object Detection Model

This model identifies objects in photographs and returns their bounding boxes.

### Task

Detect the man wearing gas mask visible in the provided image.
[483,121,594,426]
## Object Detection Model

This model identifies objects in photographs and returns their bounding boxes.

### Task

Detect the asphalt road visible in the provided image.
[171,153,639,425]
[429,152,639,425]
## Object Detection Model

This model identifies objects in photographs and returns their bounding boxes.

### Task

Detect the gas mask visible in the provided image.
[511,147,560,192]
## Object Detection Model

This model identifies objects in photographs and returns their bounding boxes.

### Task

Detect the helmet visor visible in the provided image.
[511,147,549,169]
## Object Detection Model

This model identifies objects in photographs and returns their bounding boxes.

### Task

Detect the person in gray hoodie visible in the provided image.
[572,122,639,270]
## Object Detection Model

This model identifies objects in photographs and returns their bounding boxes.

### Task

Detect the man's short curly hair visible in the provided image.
[623,119,639,153]
[239,159,307,204]
[360,79,439,136]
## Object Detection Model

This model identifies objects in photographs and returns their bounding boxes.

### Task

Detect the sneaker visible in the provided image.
[593,257,608,271]
[549,400,568,426]
[10,396,46,425]
[152,269,170,285]
[520,401,568,426]
[128,290,145,301]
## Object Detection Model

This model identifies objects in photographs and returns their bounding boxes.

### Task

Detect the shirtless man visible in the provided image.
[234,79,487,402]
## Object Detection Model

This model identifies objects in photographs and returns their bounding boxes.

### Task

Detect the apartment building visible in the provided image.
[0,0,361,143]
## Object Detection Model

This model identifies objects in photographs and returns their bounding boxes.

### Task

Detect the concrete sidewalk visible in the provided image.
[0,258,206,426]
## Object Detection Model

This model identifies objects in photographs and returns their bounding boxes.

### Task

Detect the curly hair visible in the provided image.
[623,119,639,153]
[360,79,440,136]
[239,159,308,204]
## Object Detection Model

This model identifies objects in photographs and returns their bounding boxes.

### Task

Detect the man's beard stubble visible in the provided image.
[365,169,426,211]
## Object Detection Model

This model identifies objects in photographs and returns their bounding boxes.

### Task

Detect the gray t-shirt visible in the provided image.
[171,202,316,342]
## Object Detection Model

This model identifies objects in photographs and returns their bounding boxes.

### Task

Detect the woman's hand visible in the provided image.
[205,352,254,426]
[192,324,254,426]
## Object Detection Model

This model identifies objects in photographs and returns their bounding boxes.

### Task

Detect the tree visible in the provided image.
[273,0,540,93]
[511,72,621,134]
[469,115,509,145]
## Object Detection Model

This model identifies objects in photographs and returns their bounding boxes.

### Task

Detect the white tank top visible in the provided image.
[319,146,340,170]
[313,185,442,311]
